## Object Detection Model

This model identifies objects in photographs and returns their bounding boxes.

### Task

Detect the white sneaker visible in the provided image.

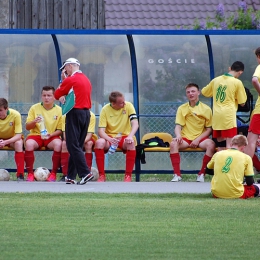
[196,174,205,182]
[171,174,182,182]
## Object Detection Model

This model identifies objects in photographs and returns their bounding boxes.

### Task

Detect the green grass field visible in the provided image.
[0,192,259,260]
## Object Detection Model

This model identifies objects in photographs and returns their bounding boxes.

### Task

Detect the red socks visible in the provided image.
[60,152,93,175]
[198,154,212,175]
[125,150,136,176]
[85,153,93,169]
[14,151,24,177]
[24,151,35,174]
[95,149,105,178]
[61,152,69,176]
[52,151,61,174]
[170,153,181,176]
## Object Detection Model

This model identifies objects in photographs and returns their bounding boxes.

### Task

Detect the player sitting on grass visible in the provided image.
[206,134,260,199]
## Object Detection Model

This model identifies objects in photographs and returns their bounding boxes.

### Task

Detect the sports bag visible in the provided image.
[237,87,254,124]
[237,87,253,113]
[136,136,169,164]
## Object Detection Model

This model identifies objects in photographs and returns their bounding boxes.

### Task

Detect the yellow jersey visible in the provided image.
[0,108,22,139]
[99,101,137,137]
[201,73,247,130]
[208,149,254,198]
[175,101,212,140]
[252,64,260,114]
[26,103,62,136]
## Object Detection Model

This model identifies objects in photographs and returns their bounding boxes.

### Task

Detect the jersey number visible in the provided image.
[216,85,227,103]
[221,157,233,173]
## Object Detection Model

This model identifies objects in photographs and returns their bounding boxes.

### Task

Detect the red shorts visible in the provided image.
[182,137,208,145]
[213,185,259,199]
[240,185,259,199]
[108,135,128,154]
[26,135,61,150]
[249,114,260,135]
[212,127,237,138]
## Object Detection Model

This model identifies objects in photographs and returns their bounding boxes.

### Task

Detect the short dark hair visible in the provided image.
[255,47,260,57]
[231,61,244,72]
[0,98,8,109]
[41,86,55,93]
[109,91,123,103]
[185,83,199,90]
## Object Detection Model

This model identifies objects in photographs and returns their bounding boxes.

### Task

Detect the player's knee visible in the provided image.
[94,138,106,149]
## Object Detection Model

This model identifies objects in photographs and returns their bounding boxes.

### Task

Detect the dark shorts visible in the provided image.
[213,127,237,138]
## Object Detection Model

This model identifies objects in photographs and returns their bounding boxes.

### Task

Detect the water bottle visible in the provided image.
[108,133,122,155]
[39,115,48,139]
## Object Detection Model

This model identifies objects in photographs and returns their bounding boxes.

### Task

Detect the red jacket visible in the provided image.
[54,71,92,109]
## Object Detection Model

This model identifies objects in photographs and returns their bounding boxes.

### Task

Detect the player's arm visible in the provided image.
[127,119,139,139]
[174,124,183,144]
[201,84,212,97]
[98,127,113,143]
[252,76,260,95]
[190,127,212,148]
[54,77,71,100]
[84,132,93,143]
[194,127,212,143]
[0,133,22,147]
[174,124,182,138]
[48,129,62,138]
[244,157,255,185]
[26,116,42,130]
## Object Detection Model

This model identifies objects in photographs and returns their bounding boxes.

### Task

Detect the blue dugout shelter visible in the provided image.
[0,29,258,180]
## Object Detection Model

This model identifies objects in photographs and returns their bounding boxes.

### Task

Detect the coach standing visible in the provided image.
[54,58,93,185]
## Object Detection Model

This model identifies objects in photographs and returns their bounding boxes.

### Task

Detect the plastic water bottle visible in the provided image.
[108,133,122,155]
[39,116,48,139]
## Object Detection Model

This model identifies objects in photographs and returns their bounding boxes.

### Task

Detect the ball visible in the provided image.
[34,167,50,181]
[0,169,10,181]
[91,167,99,181]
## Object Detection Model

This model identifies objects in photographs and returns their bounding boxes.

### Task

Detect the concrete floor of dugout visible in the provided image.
[0,181,211,193]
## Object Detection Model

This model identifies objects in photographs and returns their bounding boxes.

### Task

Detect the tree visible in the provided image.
[194,1,260,30]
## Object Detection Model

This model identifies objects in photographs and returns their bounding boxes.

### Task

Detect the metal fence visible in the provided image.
[1,102,205,177]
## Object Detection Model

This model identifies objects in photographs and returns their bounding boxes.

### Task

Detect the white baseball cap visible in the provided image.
[59,58,80,70]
